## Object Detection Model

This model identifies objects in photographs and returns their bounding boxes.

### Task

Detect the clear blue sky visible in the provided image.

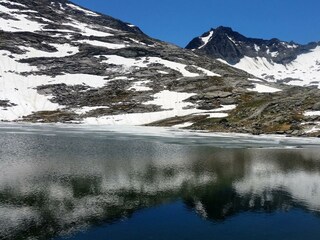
[71,0,320,47]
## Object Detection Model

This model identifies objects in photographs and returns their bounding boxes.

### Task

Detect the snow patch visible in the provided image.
[216,58,229,64]
[208,105,236,118]
[193,105,236,118]
[254,44,260,52]
[193,65,221,77]
[58,3,65,10]
[129,38,147,46]
[304,111,320,117]
[172,122,194,128]
[227,35,237,45]
[157,70,169,75]
[0,5,45,32]
[198,31,214,49]
[17,44,79,59]
[145,58,200,77]
[145,90,194,110]
[63,19,113,37]
[77,40,126,49]
[247,83,282,93]
[128,81,152,91]
[285,43,299,49]
[66,3,100,17]
[270,51,279,57]
[0,0,27,8]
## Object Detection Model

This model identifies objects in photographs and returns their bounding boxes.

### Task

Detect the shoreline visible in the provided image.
[1,122,320,148]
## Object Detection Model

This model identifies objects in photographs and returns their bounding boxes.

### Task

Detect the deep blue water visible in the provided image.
[59,201,320,240]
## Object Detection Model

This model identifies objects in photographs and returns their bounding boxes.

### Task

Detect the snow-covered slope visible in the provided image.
[0,0,249,125]
[234,46,320,87]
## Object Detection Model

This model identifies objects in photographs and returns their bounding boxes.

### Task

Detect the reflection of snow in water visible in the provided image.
[0,206,40,235]
[234,150,320,211]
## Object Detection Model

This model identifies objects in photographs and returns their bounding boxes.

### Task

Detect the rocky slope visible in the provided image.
[1,0,320,136]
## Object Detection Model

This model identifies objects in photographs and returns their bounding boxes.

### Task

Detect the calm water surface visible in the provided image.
[1,124,320,239]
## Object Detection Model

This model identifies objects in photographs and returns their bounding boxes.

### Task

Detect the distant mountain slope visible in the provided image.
[1,0,320,136]
[186,26,320,88]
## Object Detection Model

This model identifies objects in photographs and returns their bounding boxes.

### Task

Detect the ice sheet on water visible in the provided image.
[1,123,320,149]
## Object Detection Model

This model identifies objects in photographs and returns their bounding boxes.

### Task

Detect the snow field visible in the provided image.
[100,55,220,77]
[234,46,320,87]
[0,4,45,32]
[0,50,109,120]
[82,90,236,126]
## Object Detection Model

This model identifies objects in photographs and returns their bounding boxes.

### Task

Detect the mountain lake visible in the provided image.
[1,124,320,240]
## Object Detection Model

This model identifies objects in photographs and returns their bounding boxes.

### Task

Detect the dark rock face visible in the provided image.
[0,100,16,108]
[186,26,319,65]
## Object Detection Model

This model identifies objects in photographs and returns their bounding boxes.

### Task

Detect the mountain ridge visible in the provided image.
[186,26,320,88]
[186,26,319,64]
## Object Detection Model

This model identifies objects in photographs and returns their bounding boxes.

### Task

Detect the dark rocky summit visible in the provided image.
[186,26,319,65]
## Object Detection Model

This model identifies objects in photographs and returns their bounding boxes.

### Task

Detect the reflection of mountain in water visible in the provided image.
[1,132,320,239]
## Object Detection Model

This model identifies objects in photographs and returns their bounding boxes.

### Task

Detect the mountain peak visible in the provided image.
[186,26,305,65]
[185,26,250,64]
[214,26,234,32]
